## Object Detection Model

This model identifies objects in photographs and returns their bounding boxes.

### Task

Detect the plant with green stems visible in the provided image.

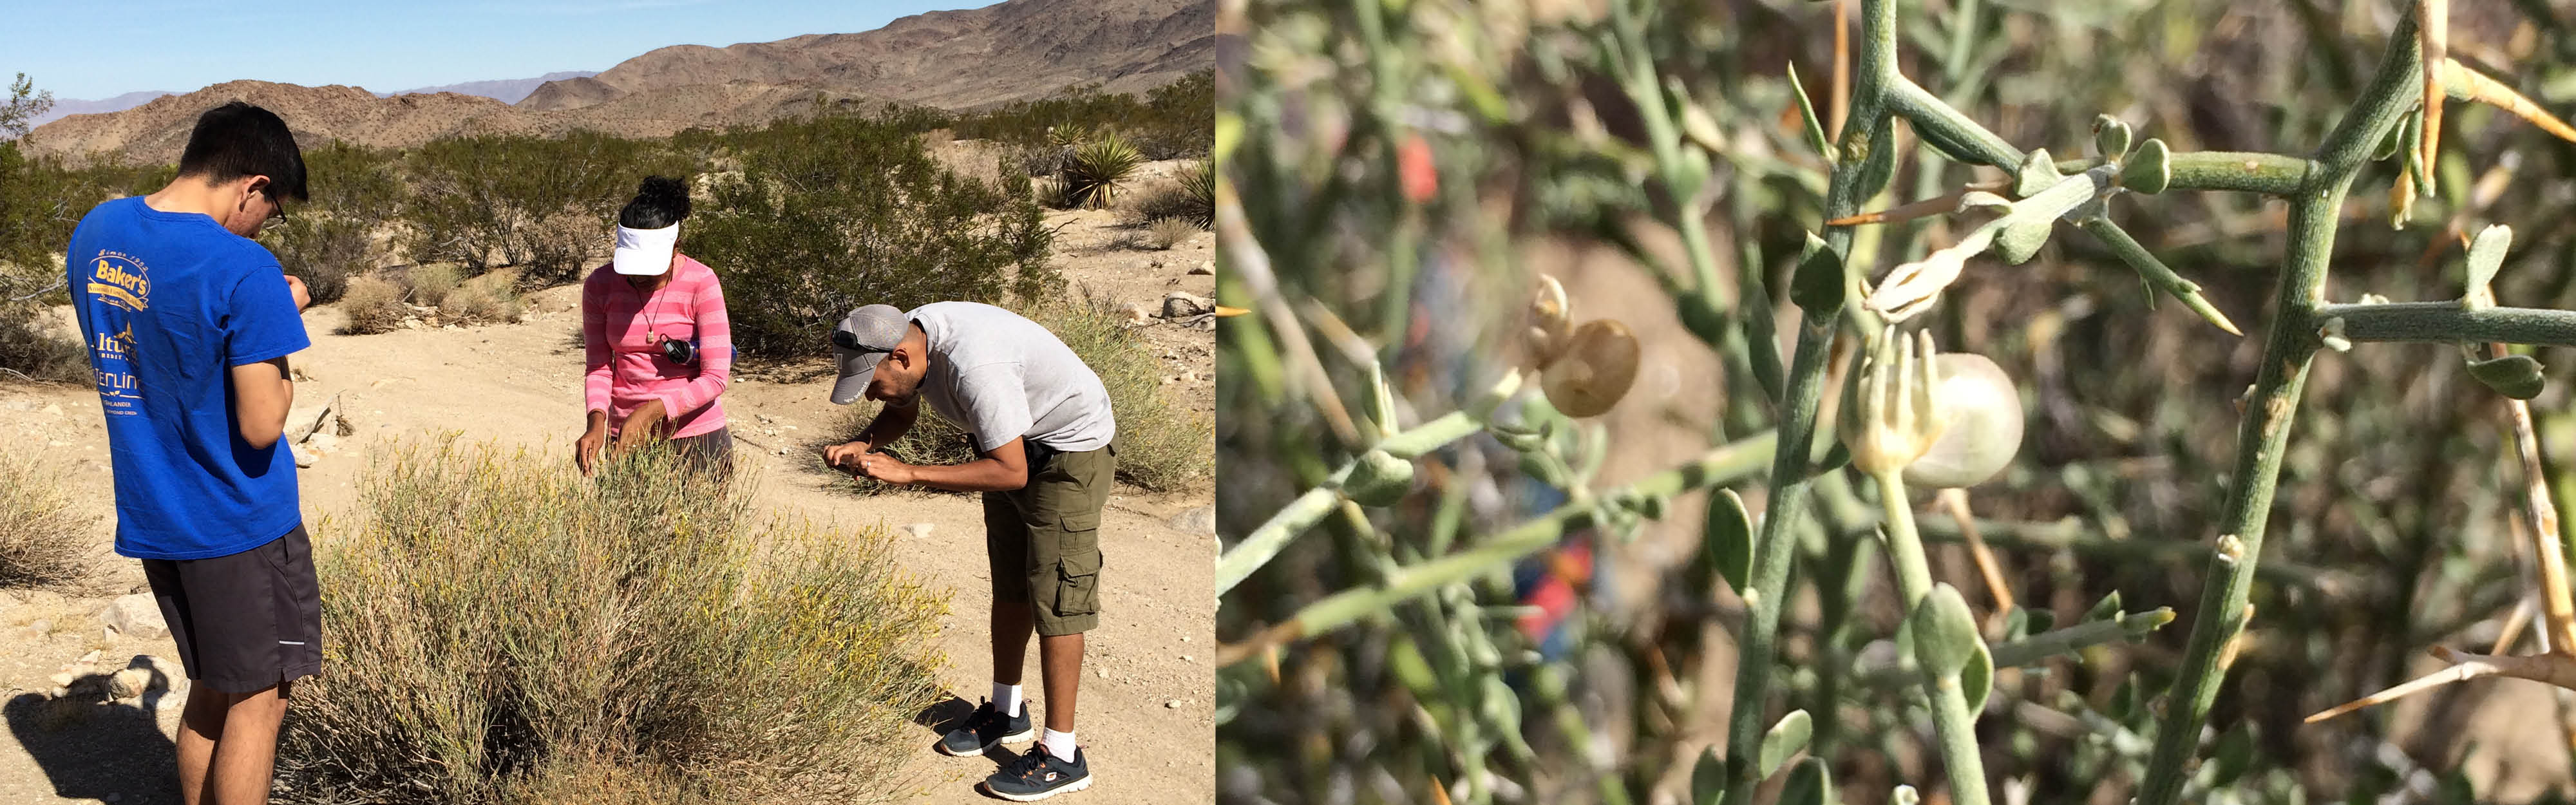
[1216,0,2576,802]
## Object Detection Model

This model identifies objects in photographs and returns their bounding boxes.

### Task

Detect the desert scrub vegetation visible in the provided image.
[277,438,946,804]
[336,274,406,336]
[1126,160,1216,231]
[831,298,1212,496]
[952,70,1214,162]
[1217,1,2576,804]
[401,132,698,285]
[689,112,1054,361]
[0,451,86,586]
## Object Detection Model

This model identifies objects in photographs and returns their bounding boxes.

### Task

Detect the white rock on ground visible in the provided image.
[902,523,935,539]
[98,593,168,639]
[1166,505,1216,536]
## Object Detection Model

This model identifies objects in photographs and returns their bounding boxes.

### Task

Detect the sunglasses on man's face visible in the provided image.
[832,329,893,354]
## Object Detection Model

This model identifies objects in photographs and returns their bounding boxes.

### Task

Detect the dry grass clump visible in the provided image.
[406,262,464,308]
[276,439,947,804]
[336,274,408,336]
[442,269,524,325]
[0,453,86,586]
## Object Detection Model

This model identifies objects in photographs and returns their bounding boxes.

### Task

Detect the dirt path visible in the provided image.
[0,213,1217,804]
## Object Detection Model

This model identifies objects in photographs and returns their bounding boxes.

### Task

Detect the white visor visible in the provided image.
[612,224,679,276]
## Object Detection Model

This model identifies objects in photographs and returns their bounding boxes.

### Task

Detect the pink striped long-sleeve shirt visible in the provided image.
[583,253,730,439]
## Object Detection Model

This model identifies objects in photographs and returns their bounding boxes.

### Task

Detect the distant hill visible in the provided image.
[22,0,1212,164]
[377,71,599,104]
[23,90,175,131]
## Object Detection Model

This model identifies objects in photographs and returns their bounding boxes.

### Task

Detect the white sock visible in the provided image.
[1042,728,1077,762]
[994,683,1023,718]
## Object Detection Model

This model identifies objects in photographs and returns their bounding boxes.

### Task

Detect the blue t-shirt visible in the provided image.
[66,196,310,560]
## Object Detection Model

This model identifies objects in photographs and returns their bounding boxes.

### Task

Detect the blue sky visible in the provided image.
[0,0,992,100]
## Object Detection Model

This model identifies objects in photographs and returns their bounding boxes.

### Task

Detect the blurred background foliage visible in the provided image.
[1216,0,2576,803]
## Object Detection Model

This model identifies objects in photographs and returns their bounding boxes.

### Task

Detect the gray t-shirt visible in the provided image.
[909,301,1117,453]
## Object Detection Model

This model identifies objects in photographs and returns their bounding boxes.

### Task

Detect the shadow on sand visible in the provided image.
[5,664,182,805]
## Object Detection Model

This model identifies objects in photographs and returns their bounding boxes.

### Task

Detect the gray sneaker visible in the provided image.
[983,744,1092,800]
[937,698,1035,757]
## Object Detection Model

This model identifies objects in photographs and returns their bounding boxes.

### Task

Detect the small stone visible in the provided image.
[292,446,315,468]
[1190,261,1214,276]
[109,668,153,699]
[1180,371,1198,383]
[902,523,935,539]
[1180,635,1191,643]
[99,594,168,639]
[307,432,341,454]
[1117,301,1155,324]
[1167,506,1217,536]
[1165,699,1184,708]
[1180,654,1193,663]
[41,403,62,416]
[1161,292,1213,319]
[48,671,76,688]
[781,425,797,431]
[76,649,100,665]
[29,618,52,636]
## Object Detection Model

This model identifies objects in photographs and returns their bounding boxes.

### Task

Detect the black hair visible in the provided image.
[618,175,692,229]
[175,101,308,202]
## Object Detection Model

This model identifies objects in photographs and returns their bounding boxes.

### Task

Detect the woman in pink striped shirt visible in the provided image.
[574,176,733,477]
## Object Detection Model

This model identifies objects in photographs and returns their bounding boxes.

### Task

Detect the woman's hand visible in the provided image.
[613,399,671,454]
[576,424,606,476]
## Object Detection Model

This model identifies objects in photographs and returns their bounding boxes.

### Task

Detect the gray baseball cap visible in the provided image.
[829,304,911,404]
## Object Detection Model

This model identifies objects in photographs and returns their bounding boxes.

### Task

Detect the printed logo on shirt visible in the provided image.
[88,253,149,311]
[86,251,147,416]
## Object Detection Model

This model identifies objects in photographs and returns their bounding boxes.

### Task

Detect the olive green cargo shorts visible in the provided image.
[982,444,1113,636]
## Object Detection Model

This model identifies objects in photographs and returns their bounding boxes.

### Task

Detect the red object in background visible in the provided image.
[1516,539,1595,643]
[1398,134,1438,203]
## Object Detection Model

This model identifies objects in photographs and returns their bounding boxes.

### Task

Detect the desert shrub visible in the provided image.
[0,451,85,586]
[276,439,946,804]
[406,262,462,307]
[262,214,370,305]
[1126,162,1215,229]
[689,113,1054,360]
[1145,218,1197,251]
[400,131,694,284]
[1059,131,1142,211]
[951,71,1212,160]
[0,292,83,383]
[442,268,522,325]
[336,274,407,335]
[833,299,1209,495]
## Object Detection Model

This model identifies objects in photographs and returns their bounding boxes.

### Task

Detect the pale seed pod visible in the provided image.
[1542,319,1640,418]
[1902,352,2026,489]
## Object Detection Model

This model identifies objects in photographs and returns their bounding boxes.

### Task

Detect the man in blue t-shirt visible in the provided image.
[67,100,315,805]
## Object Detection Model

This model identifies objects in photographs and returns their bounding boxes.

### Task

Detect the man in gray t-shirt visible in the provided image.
[822,301,1113,800]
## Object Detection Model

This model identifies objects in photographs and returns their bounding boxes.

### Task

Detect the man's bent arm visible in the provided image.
[231,357,294,450]
[906,437,1030,493]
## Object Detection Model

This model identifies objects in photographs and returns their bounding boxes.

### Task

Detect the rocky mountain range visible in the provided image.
[374,71,600,104]
[23,0,1211,164]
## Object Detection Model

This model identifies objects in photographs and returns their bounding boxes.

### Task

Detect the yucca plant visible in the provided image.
[1060,129,1142,210]
[1175,158,1215,228]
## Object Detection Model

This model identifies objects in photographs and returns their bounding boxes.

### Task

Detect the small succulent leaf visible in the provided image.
[1790,232,1846,314]
[1995,217,2053,265]
[1779,758,1833,805]
[2209,726,2257,789]
[2464,223,2512,301]
[1909,583,1984,676]
[2374,116,2406,161]
[2110,677,2139,721]
[2122,138,2172,194]
[2092,115,2134,160]
[2015,147,2061,198]
[1759,708,1814,777]
[2085,590,2123,623]
[1690,747,1727,805]
[1367,359,1399,439]
[1703,488,1755,594]
[1960,638,1994,716]
[1479,674,1523,737]
[1344,450,1416,506]
[2003,607,2031,642]
[2024,607,2056,636]
[1785,62,1834,163]
[2468,354,2546,399]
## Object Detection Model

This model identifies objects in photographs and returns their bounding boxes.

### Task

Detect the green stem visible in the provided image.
[1717,2,1895,802]
[1886,75,2020,171]
[2317,302,2576,347]
[1860,609,2179,689]
[2075,216,2244,336]
[2054,152,2314,196]
[2134,12,2423,804]
[1871,469,1992,805]
[1227,430,1778,659]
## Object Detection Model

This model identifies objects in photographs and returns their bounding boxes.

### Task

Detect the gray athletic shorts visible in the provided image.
[141,524,322,694]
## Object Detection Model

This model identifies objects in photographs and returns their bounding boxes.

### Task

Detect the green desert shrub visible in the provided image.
[1126,162,1215,230]
[399,131,693,284]
[406,262,462,308]
[263,214,370,305]
[0,451,86,586]
[276,439,946,804]
[690,113,1053,361]
[336,274,408,336]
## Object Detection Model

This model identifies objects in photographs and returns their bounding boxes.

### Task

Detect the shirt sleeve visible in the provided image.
[222,258,310,366]
[658,272,730,417]
[952,362,1035,454]
[582,272,612,415]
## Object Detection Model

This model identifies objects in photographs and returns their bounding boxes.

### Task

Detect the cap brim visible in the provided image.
[612,243,673,276]
[829,348,884,404]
